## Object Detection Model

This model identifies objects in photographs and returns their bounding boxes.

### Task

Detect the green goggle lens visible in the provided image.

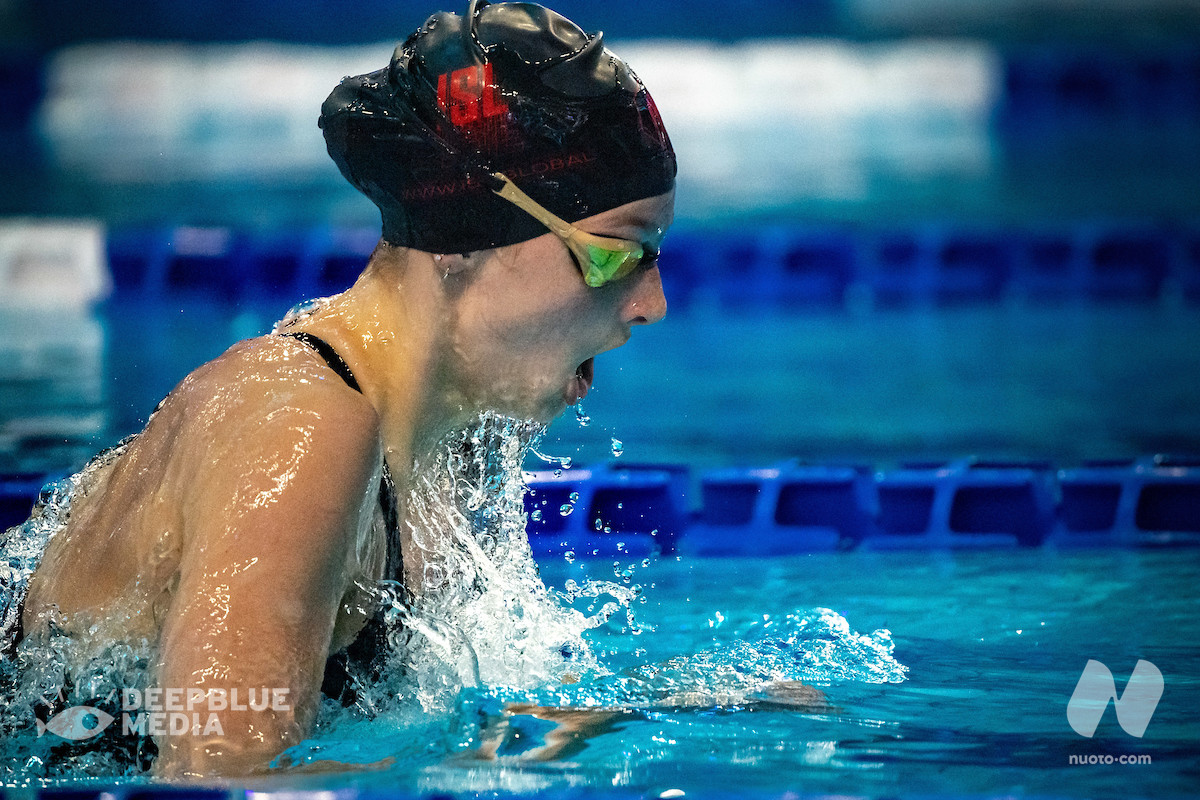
[582,243,644,288]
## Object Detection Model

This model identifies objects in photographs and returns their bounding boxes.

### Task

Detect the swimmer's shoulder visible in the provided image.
[142,335,384,543]
[143,334,382,475]
[167,334,376,424]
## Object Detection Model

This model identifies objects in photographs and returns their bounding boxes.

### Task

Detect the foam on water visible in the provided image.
[280,413,906,772]
[0,438,159,781]
[0,411,907,781]
[355,414,632,708]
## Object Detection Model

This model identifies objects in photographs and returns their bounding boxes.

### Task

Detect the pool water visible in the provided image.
[5,299,1200,476]
[261,548,1197,798]
[4,544,1196,796]
[2,299,1198,797]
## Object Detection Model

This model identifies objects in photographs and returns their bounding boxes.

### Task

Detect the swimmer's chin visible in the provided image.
[463,375,590,426]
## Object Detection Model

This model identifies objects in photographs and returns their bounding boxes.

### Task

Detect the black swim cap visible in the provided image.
[319,0,676,254]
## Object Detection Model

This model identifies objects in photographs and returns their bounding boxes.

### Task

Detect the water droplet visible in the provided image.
[530,509,543,522]
[617,502,624,509]
[564,550,576,563]
[594,517,604,531]
[610,438,624,457]
[559,504,575,516]
[569,491,580,503]
[574,404,591,427]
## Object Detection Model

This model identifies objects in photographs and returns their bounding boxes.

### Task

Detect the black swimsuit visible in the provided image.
[280,331,407,706]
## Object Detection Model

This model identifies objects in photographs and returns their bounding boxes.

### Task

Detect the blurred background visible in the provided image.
[1,0,1199,478]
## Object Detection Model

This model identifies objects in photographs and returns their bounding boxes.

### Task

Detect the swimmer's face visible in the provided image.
[449,189,675,423]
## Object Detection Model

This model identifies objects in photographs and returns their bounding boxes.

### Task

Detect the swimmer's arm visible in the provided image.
[467,682,834,764]
[153,388,380,778]
[490,704,630,761]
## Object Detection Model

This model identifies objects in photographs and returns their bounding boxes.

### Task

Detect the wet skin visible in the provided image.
[21,190,674,778]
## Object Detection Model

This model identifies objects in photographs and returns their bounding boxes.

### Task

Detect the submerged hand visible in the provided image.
[749,680,837,712]
[273,755,396,774]
[463,703,630,763]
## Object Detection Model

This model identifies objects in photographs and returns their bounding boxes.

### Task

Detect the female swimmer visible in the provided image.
[8,0,674,777]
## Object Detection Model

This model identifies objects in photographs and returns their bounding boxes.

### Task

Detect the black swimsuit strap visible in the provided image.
[281,329,410,706]
[282,331,362,393]
[281,329,405,581]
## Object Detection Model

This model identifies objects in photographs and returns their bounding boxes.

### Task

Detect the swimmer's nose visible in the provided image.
[624,265,667,326]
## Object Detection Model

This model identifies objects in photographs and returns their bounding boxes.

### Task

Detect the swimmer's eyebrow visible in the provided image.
[594,210,669,242]
[594,222,667,247]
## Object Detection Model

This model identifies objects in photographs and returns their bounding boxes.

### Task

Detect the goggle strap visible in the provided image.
[490,170,646,288]
[490,172,579,240]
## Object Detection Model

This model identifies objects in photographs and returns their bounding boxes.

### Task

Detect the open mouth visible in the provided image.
[568,357,595,405]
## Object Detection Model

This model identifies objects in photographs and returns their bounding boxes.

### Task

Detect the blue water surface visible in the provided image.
[2,289,1198,800]
[250,549,1200,798]
[5,299,1199,477]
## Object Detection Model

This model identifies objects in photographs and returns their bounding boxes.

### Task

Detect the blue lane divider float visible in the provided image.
[31,790,229,800]
[870,459,1057,549]
[778,229,858,308]
[863,229,1016,308]
[5,456,1198,552]
[680,454,1199,553]
[1084,226,1172,302]
[683,462,875,555]
[523,464,683,558]
[1013,229,1087,302]
[106,225,379,302]
[103,223,1200,308]
[1000,48,1200,126]
[1056,455,1200,546]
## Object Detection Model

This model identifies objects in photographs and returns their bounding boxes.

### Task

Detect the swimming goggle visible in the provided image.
[489,171,658,287]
